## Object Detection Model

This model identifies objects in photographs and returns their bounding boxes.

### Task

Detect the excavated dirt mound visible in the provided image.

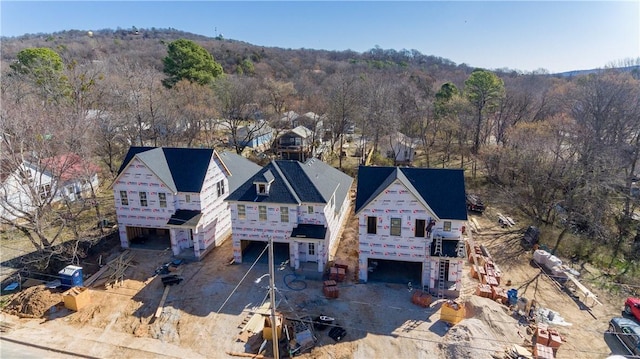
[3,285,63,318]
[439,296,527,359]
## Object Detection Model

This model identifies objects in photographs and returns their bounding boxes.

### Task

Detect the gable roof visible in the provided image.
[355,166,467,220]
[217,151,262,193]
[226,159,353,211]
[289,126,313,138]
[237,122,274,138]
[118,147,260,194]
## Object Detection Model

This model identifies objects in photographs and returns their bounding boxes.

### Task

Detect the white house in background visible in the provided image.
[226,159,353,272]
[0,154,100,221]
[355,166,468,298]
[112,147,261,260]
[385,132,417,165]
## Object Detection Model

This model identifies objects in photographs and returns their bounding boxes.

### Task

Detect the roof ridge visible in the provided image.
[271,161,302,204]
[295,160,328,202]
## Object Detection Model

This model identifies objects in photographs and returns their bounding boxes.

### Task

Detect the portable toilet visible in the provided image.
[59,265,83,289]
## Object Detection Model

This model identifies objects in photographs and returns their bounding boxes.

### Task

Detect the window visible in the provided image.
[308,243,316,256]
[259,205,267,221]
[120,191,129,206]
[443,221,452,232]
[185,194,191,203]
[367,216,377,234]
[217,180,225,197]
[258,184,266,195]
[415,219,426,237]
[237,204,246,220]
[139,191,148,207]
[390,218,401,236]
[39,184,51,200]
[158,193,167,208]
[308,205,314,214]
[280,207,289,222]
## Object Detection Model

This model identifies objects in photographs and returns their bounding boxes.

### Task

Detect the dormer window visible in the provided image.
[254,169,275,196]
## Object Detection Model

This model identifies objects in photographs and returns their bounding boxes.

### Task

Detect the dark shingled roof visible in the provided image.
[227,159,353,211]
[355,166,467,221]
[118,147,261,194]
[218,151,262,193]
[291,224,327,239]
[167,210,202,227]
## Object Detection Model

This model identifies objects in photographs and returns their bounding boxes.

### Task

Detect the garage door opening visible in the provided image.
[127,227,170,250]
[241,240,290,265]
[367,258,422,285]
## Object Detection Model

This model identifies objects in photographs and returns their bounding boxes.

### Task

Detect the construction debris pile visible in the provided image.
[233,301,320,358]
[84,250,136,288]
[465,237,568,358]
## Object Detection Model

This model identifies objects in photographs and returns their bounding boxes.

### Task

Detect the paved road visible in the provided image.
[0,337,90,359]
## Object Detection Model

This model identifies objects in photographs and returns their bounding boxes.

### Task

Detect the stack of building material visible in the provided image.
[84,251,136,288]
[535,326,550,346]
[547,328,563,351]
[476,283,492,298]
[533,343,554,359]
[329,267,346,282]
[491,286,508,304]
[411,290,432,308]
[323,280,339,299]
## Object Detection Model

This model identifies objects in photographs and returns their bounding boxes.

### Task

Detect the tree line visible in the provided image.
[1,28,639,282]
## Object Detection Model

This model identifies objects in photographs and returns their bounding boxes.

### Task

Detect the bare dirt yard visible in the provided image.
[0,208,634,358]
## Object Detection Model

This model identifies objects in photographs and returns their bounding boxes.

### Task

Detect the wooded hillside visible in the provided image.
[1,27,639,286]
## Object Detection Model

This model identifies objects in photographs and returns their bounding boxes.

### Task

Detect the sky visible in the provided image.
[1,1,639,73]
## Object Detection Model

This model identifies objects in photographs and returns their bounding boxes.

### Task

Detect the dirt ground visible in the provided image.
[0,207,634,359]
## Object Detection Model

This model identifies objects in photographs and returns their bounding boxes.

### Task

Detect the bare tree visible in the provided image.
[213,76,268,154]
[325,71,362,169]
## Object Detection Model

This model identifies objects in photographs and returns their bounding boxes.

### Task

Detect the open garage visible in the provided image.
[241,240,290,265]
[126,227,171,250]
[366,258,422,285]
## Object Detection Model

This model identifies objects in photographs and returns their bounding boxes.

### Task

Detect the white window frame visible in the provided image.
[390,217,401,236]
[120,190,129,206]
[139,191,148,207]
[259,205,267,221]
[158,193,167,208]
[280,207,289,222]
[237,204,246,220]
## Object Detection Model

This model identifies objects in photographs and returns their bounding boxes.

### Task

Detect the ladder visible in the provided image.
[456,240,465,258]
[433,236,443,256]
[437,259,446,299]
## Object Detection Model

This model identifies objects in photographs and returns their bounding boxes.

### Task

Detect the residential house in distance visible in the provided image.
[385,132,417,165]
[231,122,274,153]
[112,147,261,260]
[0,153,100,221]
[355,166,468,298]
[226,159,353,272]
[276,125,315,162]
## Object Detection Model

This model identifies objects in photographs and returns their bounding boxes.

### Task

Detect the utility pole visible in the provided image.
[268,237,279,359]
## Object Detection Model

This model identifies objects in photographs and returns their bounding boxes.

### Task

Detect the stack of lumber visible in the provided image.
[236,302,270,343]
[84,251,136,288]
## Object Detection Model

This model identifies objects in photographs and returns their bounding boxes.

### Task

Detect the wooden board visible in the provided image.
[154,285,171,318]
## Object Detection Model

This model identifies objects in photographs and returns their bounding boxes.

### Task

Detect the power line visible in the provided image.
[215,244,268,315]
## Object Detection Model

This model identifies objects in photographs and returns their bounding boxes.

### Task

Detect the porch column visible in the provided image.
[291,242,299,270]
[169,228,180,256]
